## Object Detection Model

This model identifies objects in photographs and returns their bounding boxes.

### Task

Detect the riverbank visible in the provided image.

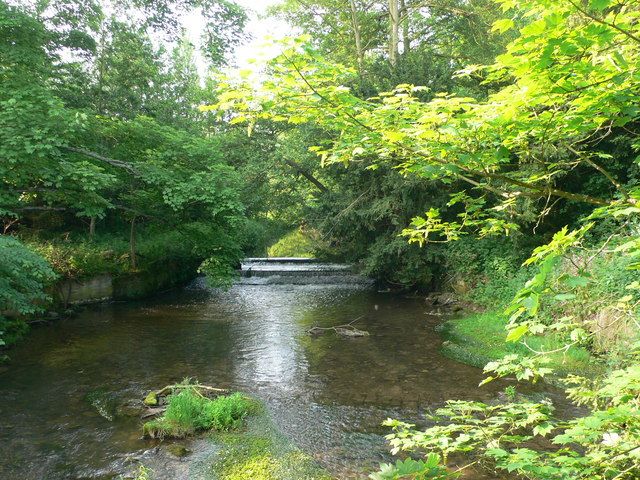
[438,310,603,382]
[0,230,205,350]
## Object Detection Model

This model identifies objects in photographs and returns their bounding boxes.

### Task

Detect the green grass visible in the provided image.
[440,311,602,379]
[143,390,258,439]
[267,228,319,258]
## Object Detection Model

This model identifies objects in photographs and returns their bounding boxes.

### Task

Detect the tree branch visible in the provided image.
[64,146,139,174]
[282,158,329,193]
[567,0,640,45]
[281,54,612,207]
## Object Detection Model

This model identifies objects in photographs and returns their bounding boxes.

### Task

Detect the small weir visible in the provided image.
[238,257,374,285]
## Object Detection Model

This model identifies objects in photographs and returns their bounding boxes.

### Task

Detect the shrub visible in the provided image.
[0,236,57,346]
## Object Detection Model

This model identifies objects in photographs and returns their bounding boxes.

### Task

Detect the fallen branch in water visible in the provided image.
[144,382,229,407]
[141,406,166,419]
[307,315,369,337]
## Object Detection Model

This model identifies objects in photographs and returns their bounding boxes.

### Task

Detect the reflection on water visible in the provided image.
[0,282,543,479]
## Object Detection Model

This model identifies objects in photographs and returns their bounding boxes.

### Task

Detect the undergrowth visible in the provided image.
[267,228,324,258]
[24,229,205,279]
[439,237,639,378]
[439,312,600,379]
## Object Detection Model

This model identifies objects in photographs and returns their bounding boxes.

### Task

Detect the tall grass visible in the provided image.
[143,389,257,439]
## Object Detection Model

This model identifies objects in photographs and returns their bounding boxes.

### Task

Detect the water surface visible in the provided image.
[0,281,540,479]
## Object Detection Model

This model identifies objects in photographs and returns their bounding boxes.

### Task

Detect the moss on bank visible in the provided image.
[439,311,603,380]
[208,413,332,480]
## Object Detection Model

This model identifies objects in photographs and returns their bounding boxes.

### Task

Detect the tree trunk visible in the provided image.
[349,0,365,80]
[282,158,329,193]
[89,216,96,238]
[400,0,410,55]
[130,216,137,270]
[388,0,400,67]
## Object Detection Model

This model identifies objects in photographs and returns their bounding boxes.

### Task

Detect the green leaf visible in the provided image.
[506,324,529,342]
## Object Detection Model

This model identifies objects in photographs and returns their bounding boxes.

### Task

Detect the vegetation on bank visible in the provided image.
[266,228,327,258]
[0,236,57,348]
[440,312,597,379]
[441,234,639,381]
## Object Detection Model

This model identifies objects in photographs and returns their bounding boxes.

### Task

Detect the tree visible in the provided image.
[212,0,640,476]
[0,236,57,346]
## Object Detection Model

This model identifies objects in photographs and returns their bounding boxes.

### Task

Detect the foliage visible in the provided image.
[142,388,257,439]
[440,312,597,379]
[383,350,640,479]
[213,0,640,478]
[0,236,57,346]
[23,225,234,280]
[369,455,451,480]
[270,0,512,96]
[0,0,260,293]
[267,228,322,258]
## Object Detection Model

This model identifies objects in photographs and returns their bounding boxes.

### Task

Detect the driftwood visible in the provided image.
[143,382,229,408]
[141,407,166,419]
[307,316,370,337]
[154,384,228,398]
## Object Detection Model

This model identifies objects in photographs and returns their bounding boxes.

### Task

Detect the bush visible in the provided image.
[0,236,57,346]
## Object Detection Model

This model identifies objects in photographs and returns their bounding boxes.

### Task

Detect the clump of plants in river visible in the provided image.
[142,385,257,439]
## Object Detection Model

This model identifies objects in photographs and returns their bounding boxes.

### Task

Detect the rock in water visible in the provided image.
[143,391,158,406]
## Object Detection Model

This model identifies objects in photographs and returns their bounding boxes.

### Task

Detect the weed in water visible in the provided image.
[143,390,257,439]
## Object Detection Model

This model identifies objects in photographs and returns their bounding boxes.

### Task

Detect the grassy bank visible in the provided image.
[439,311,603,380]
[435,236,640,380]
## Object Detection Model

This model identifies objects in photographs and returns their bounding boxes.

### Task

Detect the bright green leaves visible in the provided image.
[590,0,612,12]
[381,398,556,473]
[382,365,640,478]
[370,456,451,480]
[402,192,519,246]
[492,18,515,34]
[506,324,528,342]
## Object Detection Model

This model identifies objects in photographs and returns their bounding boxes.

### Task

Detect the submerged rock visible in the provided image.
[166,444,191,458]
[85,390,117,421]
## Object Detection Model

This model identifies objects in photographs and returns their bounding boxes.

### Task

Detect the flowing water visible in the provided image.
[0,260,563,479]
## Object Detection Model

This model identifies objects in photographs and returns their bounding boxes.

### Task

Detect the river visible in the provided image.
[0,270,546,479]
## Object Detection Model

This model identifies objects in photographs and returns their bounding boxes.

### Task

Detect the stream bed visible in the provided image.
[0,277,562,479]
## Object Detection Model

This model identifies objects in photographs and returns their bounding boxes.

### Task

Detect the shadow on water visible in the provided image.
[0,278,568,479]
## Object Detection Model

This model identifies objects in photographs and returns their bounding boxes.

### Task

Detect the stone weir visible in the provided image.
[237,257,374,286]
